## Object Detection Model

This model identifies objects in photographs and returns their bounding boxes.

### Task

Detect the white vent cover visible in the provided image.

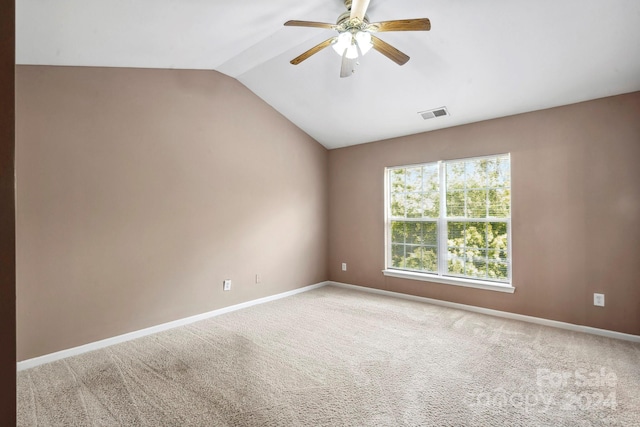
[419,107,449,120]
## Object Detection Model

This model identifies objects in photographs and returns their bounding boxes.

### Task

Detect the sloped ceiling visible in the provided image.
[16,0,640,149]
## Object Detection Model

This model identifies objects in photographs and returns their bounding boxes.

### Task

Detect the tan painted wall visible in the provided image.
[16,66,329,361]
[15,63,640,362]
[328,92,640,335]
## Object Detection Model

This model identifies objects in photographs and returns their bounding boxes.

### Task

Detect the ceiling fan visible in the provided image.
[284,0,431,78]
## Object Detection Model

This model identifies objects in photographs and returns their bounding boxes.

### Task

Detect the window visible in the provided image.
[384,154,512,292]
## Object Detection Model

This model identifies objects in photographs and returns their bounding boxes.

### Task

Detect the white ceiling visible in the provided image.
[16,0,640,149]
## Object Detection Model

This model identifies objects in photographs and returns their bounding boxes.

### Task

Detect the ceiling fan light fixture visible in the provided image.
[331,32,353,56]
[331,31,372,59]
[347,46,359,59]
[355,31,372,55]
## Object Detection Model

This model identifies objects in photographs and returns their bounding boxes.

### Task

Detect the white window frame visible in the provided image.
[383,154,514,294]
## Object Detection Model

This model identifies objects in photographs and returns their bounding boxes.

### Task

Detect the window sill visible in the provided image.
[382,269,515,293]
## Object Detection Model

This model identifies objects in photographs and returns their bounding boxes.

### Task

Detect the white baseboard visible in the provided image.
[329,281,640,343]
[17,281,329,371]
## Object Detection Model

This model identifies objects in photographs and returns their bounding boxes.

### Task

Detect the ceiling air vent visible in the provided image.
[419,107,449,120]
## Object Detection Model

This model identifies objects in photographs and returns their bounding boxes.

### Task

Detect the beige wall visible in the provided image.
[16,66,329,361]
[15,64,640,361]
[328,92,640,335]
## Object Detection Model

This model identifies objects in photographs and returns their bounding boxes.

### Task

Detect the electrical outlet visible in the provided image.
[593,293,605,307]
[223,280,231,291]
[255,274,261,284]
[341,263,347,271]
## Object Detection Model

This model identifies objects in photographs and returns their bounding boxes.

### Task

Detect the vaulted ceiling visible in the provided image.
[16,0,640,149]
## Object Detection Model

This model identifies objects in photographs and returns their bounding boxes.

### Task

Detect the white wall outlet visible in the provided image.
[255,274,261,284]
[223,280,231,291]
[341,263,347,271]
[594,293,605,307]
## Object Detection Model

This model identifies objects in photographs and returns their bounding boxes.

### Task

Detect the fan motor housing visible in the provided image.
[337,11,369,25]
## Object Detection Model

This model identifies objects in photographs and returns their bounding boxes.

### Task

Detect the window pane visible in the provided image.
[488,156,510,188]
[488,248,508,263]
[406,222,422,245]
[423,165,439,192]
[488,262,508,281]
[422,192,439,218]
[488,222,508,251]
[488,188,510,217]
[467,189,487,218]
[447,156,510,220]
[446,162,465,189]
[446,190,465,217]
[391,244,405,268]
[402,246,439,272]
[391,193,405,217]
[416,247,438,273]
[447,253,465,275]
[467,254,488,279]
[406,193,422,218]
[391,169,406,192]
[466,222,487,249]
[465,159,488,189]
[446,222,497,280]
[423,222,437,246]
[405,245,422,270]
[405,167,422,192]
[447,221,465,244]
[391,221,405,244]
[489,221,508,235]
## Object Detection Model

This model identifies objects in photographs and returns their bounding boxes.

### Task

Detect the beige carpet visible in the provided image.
[17,285,640,426]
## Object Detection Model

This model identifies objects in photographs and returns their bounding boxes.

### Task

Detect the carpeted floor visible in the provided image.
[17,285,640,426]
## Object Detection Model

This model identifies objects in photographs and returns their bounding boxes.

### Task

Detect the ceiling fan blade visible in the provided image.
[371,18,431,32]
[350,0,371,20]
[284,20,336,30]
[290,37,336,65]
[340,50,357,78]
[370,36,410,65]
